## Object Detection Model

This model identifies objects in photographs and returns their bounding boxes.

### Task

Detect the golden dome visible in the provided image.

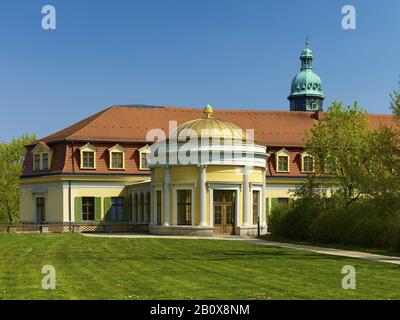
[173,104,248,141]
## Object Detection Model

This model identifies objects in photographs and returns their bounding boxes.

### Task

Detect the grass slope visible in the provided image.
[0,234,399,300]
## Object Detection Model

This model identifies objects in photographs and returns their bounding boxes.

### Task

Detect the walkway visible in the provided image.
[82,233,400,265]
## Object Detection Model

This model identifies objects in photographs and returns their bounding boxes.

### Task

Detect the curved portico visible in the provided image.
[148,104,268,236]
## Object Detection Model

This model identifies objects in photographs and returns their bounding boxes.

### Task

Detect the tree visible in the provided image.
[0,134,36,224]
[390,79,400,121]
[305,101,370,207]
[361,126,400,214]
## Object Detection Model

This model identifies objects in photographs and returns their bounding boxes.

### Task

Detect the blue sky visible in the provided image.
[0,0,399,141]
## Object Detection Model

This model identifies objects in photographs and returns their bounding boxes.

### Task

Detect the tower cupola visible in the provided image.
[288,39,325,112]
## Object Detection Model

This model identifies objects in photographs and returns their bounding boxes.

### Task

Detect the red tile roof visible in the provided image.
[39,105,397,148]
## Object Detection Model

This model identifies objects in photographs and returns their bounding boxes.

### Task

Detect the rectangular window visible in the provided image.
[324,158,336,174]
[303,156,314,172]
[82,151,95,168]
[277,198,289,206]
[156,190,162,225]
[82,197,95,221]
[252,190,260,225]
[110,197,124,221]
[140,152,149,170]
[277,156,289,172]
[36,197,45,223]
[34,154,41,171]
[177,190,192,225]
[111,152,123,169]
[42,153,49,170]
[128,195,133,221]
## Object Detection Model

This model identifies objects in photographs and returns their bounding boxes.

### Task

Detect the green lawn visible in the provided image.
[261,234,400,258]
[0,233,399,300]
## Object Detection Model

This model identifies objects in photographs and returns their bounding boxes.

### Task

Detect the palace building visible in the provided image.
[19,42,396,236]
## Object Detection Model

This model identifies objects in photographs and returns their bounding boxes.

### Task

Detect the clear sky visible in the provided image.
[0,0,399,141]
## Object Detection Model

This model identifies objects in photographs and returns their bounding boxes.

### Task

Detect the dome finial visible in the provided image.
[305,36,309,48]
[203,104,213,119]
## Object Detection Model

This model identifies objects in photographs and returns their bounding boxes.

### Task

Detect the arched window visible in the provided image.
[145,192,151,223]
[134,193,138,223]
[139,193,144,222]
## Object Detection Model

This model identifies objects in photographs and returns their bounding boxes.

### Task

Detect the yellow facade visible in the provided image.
[19,175,149,223]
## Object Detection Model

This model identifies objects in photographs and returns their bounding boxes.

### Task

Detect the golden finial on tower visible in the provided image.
[203,104,213,119]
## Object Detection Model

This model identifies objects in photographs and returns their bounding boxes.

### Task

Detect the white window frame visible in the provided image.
[79,143,97,170]
[138,145,151,171]
[172,184,195,226]
[275,148,291,173]
[31,142,53,171]
[108,144,125,170]
[301,152,315,173]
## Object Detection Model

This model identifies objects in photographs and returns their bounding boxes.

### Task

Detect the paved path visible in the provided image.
[82,233,400,265]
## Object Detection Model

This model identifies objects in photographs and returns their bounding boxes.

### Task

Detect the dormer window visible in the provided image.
[324,157,336,174]
[108,144,125,170]
[79,143,96,170]
[34,154,41,171]
[275,149,291,173]
[31,142,53,171]
[301,152,315,173]
[42,153,49,170]
[138,145,150,171]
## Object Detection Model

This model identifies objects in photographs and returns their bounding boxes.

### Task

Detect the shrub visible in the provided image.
[269,204,318,240]
[269,200,400,251]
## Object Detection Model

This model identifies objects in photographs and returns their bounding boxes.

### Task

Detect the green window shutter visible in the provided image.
[271,198,278,210]
[104,197,112,221]
[265,197,270,215]
[123,197,129,221]
[95,197,102,221]
[74,197,82,222]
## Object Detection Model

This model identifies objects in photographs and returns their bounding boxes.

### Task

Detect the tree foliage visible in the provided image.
[305,101,370,207]
[0,134,36,224]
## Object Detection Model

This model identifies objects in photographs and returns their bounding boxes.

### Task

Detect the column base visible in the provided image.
[236,225,268,237]
[149,225,214,237]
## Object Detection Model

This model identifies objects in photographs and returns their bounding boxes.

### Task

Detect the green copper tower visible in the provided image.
[288,39,325,112]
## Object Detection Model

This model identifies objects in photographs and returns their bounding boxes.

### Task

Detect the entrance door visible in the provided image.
[213,190,236,235]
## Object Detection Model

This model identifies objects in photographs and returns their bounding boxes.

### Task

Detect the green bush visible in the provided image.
[269,204,318,240]
[269,200,400,251]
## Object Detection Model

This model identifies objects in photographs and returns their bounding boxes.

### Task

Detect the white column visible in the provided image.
[150,171,155,225]
[199,165,207,226]
[163,166,170,226]
[243,166,250,226]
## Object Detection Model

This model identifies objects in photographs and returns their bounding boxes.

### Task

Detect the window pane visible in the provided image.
[82,197,95,221]
[156,191,162,225]
[304,156,314,172]
[177,190,191,225]
[141,153,149,169]
[34,154,41,170]
[42,154,49,170]
[278,156,288,172]
[83,152,94,168]
[277,198,289,206]
[214,206,222,224]
[110,197,124,221]
[139,194,144,222]
[112,152,123,169]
